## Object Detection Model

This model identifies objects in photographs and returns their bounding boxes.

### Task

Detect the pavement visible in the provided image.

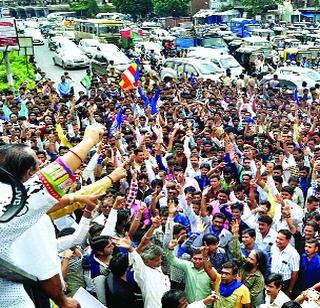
[33,40,87,95]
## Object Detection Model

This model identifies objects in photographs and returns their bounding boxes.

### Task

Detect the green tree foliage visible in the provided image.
[0,52,35,92]
[240,0,277,17]
[112,0,153,18]
[153,0,190,17]
[69,0,100,17]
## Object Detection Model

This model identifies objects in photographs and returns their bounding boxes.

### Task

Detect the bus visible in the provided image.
[229,18,259,38]
[96,13,132,21]
[47,12,76,23]
[74,19,127,44]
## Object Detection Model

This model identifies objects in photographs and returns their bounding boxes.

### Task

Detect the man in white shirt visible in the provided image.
[260,273,290,308]
[270,230,300,297]
[117,233,170,308]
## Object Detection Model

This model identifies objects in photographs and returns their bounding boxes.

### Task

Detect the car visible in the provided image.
[24,28,44,45]
[262,66,320,88]
[187,47,244,76]
[62,31,76,42]
[90,50,131,75]
[48,36,77,51]
[52,48,89,69]
[260,77,299,92]
[78,39,101,58]
[134,41,163,58]
[160,58,224,82]
[97,43,121,53]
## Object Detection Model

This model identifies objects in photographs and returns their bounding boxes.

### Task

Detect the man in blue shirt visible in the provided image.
[57,75,71,98]
[296,238,320,295]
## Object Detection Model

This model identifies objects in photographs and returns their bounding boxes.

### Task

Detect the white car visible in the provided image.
[53,48,89,69]
[62,31,76,42]
[90,49,130,75]
[97,43,121,53]
[49,36,77,51]
[78,39,100,58]
[188,47,243,76]
[135,41,163,57]
[161,58,224,82]
[24,28,44,45]
[263,66,320,88]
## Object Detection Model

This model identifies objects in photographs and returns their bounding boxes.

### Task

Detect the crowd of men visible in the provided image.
[0,46,320,308]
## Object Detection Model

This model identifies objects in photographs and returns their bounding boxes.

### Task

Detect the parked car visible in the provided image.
[53,48,89,69]
[261,66,320,88]
[160,58,224,82]
[90,50,131,75]
[188,47,243,76]
[48,36,77,51]
[78,39,100,58]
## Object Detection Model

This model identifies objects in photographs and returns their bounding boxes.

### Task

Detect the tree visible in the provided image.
[0,52,35,92]
[69,0,100,18]
[240,0,277,17]
[152,0,190,17]
[112,0,153,18]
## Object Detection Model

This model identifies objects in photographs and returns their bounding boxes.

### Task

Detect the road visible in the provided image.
[33,40,87,95]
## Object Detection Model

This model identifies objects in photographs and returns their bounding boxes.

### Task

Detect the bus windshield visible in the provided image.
[202,37,226,48]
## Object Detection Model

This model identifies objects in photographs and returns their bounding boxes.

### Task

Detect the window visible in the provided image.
[184,64,198,75]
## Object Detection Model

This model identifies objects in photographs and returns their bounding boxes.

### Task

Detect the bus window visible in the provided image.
[88,25,94,34]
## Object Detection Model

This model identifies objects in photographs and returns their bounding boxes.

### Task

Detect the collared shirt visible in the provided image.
[166,250,212,303]
[299,253,320,290]
[259,290,290,308]
[129,250,170,308]
[209,247,227,273]
[255,229,277,256]
[270,243,300,280]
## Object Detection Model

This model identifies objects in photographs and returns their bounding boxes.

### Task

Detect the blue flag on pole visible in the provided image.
[188,72,196,86]
[293,88,299,105]
[109,108,123,137]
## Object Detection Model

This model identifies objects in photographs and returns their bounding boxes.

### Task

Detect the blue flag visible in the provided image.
[293,88,299,105]
[134,58,140,84]
[150,88,161,115]
[109,108,123,137]
[188,72,196,86]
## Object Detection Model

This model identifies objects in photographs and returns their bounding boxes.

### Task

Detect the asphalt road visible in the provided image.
[33,40,87,95]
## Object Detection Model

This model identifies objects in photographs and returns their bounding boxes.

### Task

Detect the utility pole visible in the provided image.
[4,51,14,91]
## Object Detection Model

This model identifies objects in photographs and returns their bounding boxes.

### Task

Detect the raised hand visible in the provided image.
[231,219,240,236]
[168,238,179,250]
[152,216,162,229]
[168,200,176,217]
[113,196,125,209]
[83,123,106,147]
[196,221,208,234]
[113,232,132,250]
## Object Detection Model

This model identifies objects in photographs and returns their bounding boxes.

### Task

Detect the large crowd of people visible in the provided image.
[0,43,320,308]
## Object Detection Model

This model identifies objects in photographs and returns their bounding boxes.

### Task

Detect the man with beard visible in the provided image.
[230,220,266,307]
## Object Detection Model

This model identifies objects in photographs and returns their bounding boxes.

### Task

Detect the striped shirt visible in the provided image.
[270,243,300,281]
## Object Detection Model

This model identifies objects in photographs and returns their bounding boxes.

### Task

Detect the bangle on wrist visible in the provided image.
[107,175,115,185]
[69,149,83,163]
